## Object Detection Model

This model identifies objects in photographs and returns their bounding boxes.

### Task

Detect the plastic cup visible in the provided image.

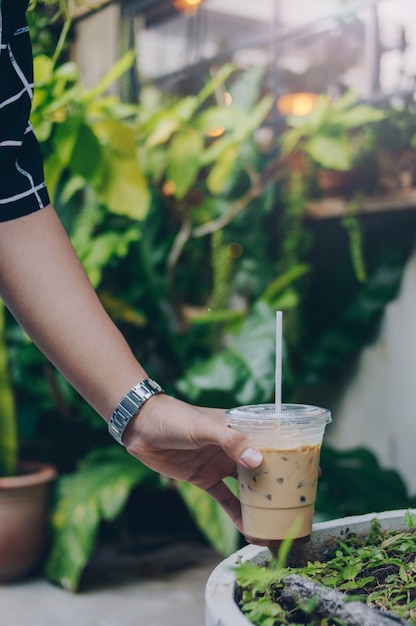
[227,403,331,547]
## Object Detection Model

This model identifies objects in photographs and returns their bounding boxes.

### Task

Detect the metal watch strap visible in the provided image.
[108,378,164,445]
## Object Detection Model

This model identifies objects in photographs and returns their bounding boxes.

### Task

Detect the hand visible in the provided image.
[122,393,263,531]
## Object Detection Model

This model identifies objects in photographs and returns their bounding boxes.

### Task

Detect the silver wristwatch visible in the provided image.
[108,378,164,445]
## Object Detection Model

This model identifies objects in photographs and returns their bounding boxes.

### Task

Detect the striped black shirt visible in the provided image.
[0,0,50,221]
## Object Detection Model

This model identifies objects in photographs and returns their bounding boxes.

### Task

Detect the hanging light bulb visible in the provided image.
[173,0,203,14]
[277,92,319,117]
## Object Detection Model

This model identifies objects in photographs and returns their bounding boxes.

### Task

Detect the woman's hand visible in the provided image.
[123,394,263,531]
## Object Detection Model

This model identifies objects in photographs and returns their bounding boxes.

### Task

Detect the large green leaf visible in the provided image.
[176,300,277,405]
[70,123,103,181]
[93,120,150,218]
[233,95,273,142]
[176,480,239,556]
[329,104,384,129]
[97,152,150,219]
[206,144,239,194]
[305,132,351,170]
[45,446,158,591]
[43,116,82,199]
[229,66,264,112]
[166,128,204,199]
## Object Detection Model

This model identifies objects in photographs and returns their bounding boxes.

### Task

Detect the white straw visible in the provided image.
[275,310,282,413]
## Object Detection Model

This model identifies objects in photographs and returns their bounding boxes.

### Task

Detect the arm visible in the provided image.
[0,204,262,528]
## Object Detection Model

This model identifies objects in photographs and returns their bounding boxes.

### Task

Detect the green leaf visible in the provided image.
[97,152,150,219]
[93,119,136,157]
[305,132,351,170]
[207,144,239,194]
[200,134,235,166]
[405,509,416,529]
[234,95,273,141]
[229,66,264,112]
[195,63,235,107]
[43,117,82,199]
[146,117,180,149]
[176,480,239,556]
[54,61,79,83]
[45,446,157,591]
[80,50,136,103]
[93,120,150,218]
[166,128,203,199]
[80,228,140,288]
[195,106,246,134]
[70,123,103,181]
[33,54,54,85]
[177,300,276,405]
[330,105,384,129]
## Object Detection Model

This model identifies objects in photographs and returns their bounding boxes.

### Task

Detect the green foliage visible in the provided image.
[177,299,289,407]
[281,90,384,171]
[4,15,411,587]
[45,446,158,591]
[177,479,240,556]
[316,447,416,522]
[25,42,281,585]
[0,303,18,477]
[236,516,416,625]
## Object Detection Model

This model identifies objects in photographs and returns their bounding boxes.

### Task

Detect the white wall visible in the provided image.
[327,241,416,493]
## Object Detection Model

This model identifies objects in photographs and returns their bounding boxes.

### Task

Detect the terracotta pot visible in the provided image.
[318,168,357,196]
[205,509,414,626]
[0,461,57,583]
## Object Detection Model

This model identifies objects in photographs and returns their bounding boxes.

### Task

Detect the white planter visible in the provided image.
[205,509,414,626]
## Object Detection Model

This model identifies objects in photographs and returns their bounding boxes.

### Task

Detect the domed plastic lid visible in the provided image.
[226,403,331,427]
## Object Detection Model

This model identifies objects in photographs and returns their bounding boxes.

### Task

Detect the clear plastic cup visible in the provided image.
[227,403,331,547]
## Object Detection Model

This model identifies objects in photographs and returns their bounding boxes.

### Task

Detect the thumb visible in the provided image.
[198,409,263,468]
[238,444,263,468]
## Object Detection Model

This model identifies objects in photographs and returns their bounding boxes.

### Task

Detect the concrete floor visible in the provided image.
[0,541,222,626]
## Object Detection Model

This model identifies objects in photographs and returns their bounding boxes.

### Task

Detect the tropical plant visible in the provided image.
[280,89,384,171]
[9,6,414,593]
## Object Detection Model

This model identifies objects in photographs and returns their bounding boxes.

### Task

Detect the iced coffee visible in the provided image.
[227,404,331,547]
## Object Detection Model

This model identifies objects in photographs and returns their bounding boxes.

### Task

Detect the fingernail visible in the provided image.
[240,447,263,468]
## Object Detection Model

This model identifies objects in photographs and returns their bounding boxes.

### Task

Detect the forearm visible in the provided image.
[0,204,146,420]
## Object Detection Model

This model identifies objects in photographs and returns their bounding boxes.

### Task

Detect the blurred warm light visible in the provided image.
[173,0,203,14]
[227,242,243,259]
[277,92,319,117]
[224,92,233,106]
[162,180,176,196]
[206,126,225,138]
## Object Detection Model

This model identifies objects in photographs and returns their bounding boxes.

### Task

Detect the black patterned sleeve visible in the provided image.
[0,0,50,221]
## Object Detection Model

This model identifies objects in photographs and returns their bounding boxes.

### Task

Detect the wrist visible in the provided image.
[108,378,164,445]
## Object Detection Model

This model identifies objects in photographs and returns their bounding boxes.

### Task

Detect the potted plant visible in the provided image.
[205,508,416,626]
[0,300,57,583]
[280,90,384,197]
